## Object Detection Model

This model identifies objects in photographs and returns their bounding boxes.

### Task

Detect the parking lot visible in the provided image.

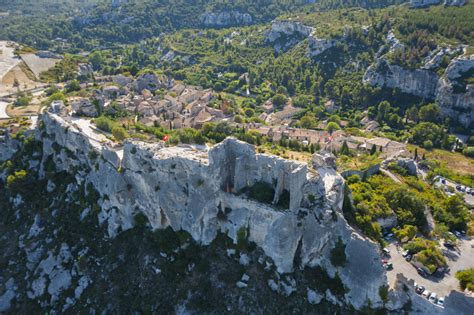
[433,176,474,206]
[386,236,474,299]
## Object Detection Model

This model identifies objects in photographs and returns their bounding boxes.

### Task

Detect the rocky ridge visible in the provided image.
[34,109,388,310]
[410,0,466,7]
[265,20,336,56]
[364,55,474,130]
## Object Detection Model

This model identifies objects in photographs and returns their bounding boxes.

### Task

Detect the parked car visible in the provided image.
[422,290,431,298]
[402,250,409,257]
[384,263,393,270]
[415,285,425,294]
[417,268,427,277]
[456,185,461,191]
[454,231,462,238]
[405,254,412,262]
[437,297,445,307]
[429,293,438,303]
[382,248,390,255]
[444,242,455,250]
[441,179,446,184]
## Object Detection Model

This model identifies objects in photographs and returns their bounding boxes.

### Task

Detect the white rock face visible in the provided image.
[410,0,465,7]
[436,56,474,130]
[363,58,439,99]
[266,20,314,52]
[445,55,474,80]
[364,55,474,130]
[34,111,389,309]
[308,35,336,57]
[200,11,252,28]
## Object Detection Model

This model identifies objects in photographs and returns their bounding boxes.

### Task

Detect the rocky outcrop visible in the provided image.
[364,55,474,130]
[436,77,474,129]
[363,58,439,99]
[200,11,252,28]
[35,111,389,310]
[265,20,336,56]
[308,35,336,58]
[410,0,465,7]
[436,55,474,130]
[266,20,314,53]
[445,55,474,80]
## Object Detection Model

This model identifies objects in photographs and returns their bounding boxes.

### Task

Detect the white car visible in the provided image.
[429,293,437,303]
[422,290,431,298]
[437,297,445,307]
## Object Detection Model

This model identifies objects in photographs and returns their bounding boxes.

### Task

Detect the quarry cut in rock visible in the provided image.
[33,110,388,310]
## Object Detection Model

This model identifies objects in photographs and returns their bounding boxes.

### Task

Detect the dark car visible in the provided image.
[417,268,427,277]
[444,242,455,250]
[405,254,412,262]
[416,285,425,294]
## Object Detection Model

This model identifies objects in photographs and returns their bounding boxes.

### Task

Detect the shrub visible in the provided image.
[112,126,129,141]
[455,268,474,291]
[94,116,115,132]
[247,181,275,204]
[463,147,474,158]
[6,170,28,194]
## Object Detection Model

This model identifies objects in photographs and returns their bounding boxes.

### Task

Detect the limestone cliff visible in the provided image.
[265,20,314,53]
[35,111,388,310]
[363,58,439,99]
[308,34,337,58]
[436,54,474,130]
[410,0,466,7]
[364,56,474,130]
[265,20,336,57]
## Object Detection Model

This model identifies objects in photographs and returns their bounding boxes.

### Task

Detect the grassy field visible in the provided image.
[409,144,474,187]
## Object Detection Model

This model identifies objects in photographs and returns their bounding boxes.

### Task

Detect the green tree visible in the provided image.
[456,268,474,291]
[419,103,441,123]
[340,140,350,155]
[326,122,340,135]
[272,94,287,109]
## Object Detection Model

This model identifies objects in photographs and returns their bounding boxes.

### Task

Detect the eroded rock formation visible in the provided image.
[364,55,474,130]
[35,111,388,310]
[363,58,439,99]
[266,20,314,53]
[410,0,466,7]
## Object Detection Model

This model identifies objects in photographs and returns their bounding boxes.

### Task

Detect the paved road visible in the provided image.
[386,237,474,297]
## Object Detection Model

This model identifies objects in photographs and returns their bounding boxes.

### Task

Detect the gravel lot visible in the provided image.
[386,237,474,298]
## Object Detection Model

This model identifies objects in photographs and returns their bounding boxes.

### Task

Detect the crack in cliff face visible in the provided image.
[24,111,389,310]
